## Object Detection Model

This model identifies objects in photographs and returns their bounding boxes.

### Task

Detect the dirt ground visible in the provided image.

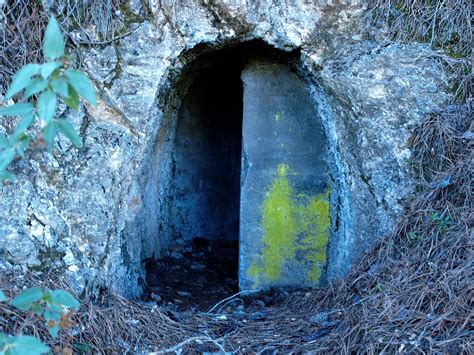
[144,238,240,311]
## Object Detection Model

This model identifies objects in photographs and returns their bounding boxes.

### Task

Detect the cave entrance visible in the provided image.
[144,42,331,310]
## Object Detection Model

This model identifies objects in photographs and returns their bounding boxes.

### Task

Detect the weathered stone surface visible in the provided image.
[0,0,449,297]
[314,43,449,278]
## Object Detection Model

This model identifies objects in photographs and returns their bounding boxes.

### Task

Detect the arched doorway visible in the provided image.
[144,42,330,309]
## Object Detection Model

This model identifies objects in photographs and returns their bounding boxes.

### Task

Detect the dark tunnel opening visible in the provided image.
[145,48,245,310]
[170,52,243,245]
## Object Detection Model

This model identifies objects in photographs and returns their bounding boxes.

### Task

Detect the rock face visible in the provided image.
[0,0,449,297]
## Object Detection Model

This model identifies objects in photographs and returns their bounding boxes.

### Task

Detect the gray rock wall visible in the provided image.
[0,0,449,297]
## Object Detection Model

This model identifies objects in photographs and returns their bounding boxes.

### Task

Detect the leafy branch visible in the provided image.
[0,288,80,354]
[0,16,95,354]
[0,17,96,180]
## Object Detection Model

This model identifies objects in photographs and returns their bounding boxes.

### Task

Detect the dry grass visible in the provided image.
[364,0,472,102]
[1,1,471,99]
[302,105,473,353]
[0,0,48,92]
[365,0,471,55]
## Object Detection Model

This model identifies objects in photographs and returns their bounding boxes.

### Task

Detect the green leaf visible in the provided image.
[47,325,61,339]
[37,90,56,124]
[0,333,13,352]
[9,287,43,311]
[43,309,61,322]
[41,288,52,303]
[43,17,64,61]
[7,134,16,146]
[64,69,96,106]
[57,120,82,148]
[13,112,35,137]
[61,85,79,110]
[40,61,62,79]
[51,290,80,310]
[31,303,43,316]
[45,302,62,314]
[0,335,15,352]
[0,103,34,117]
[0,147,16,171]
[23,77,48,99]
[15,136,30,158]
[0,290,7,301]
[6,335,50,355]
[44,300,64,339]
[0,170,15,180]
[0,135,9,149]
[50,78,69,98]
[43,121,58,148]
[5,64,41,99]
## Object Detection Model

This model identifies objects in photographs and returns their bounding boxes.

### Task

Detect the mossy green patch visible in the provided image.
[298,188,331,282]
[260,163,297,280]
[247,260,260,284]
[247,164,330,287]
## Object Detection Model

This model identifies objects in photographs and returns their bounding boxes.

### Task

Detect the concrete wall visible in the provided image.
[240,62,330,290]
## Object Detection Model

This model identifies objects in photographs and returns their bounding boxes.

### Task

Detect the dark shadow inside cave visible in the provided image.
[145,47,245,310]
[170,49,243,246]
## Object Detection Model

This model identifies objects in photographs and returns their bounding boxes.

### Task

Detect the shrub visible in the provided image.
[0,288,80,354]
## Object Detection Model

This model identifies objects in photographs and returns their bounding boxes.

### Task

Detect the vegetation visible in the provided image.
[0,0,471,353]
[0,17,96,180]
[0,16,94,354]
[366,0,470,54]
[366,0,472,100]
[0,0,132,92]
[0,288,79,354]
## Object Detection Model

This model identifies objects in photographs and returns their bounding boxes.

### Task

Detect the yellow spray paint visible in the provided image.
[247,163,330,286]
[259,163,297,280]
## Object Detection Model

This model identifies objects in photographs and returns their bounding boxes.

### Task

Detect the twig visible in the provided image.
[206,290,259,314]
[152,335,226,354]
[69,24,141,47]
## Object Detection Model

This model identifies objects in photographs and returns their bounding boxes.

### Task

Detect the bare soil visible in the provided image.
[144,239,239,311]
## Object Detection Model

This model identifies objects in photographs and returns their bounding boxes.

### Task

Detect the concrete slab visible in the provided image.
[239,61,330,290]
